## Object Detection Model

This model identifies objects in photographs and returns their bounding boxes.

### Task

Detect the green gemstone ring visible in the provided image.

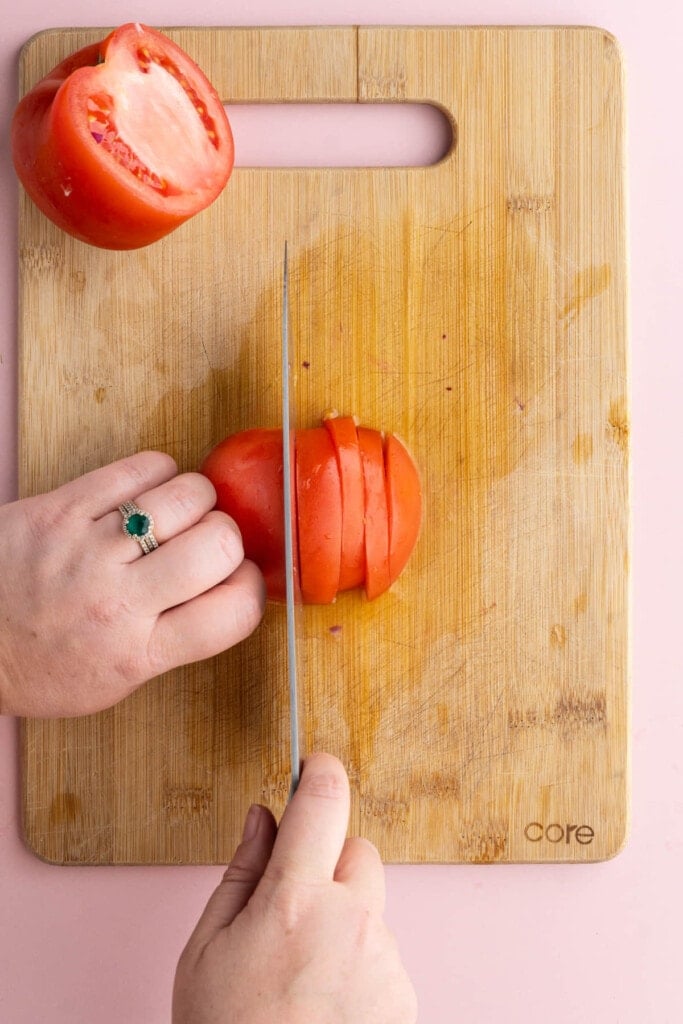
[119,501,159,554]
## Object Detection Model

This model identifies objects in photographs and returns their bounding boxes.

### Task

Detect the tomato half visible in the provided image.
[11,23,233,249]
[201,416,421,604]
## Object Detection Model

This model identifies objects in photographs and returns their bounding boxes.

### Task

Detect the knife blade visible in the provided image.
[281,242,300,797]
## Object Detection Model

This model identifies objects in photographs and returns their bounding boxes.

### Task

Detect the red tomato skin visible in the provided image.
[200,429,287,601]
[323,415,365,591]
[295,427,342,605]
[384,434,422,586]
[357,427,391,601]
[11,24,233,249]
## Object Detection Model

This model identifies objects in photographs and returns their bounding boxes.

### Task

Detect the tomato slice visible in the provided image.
[323,415,365,591]
[296,427,342,604]
[11,24,233,249]
[200,428,290,601]
[357,427,391,600]
[384,435,422,586]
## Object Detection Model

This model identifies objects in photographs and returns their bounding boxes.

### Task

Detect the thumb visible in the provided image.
[189,804,278,944]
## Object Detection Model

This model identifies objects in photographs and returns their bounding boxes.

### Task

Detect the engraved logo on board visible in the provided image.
[524,822,595,845]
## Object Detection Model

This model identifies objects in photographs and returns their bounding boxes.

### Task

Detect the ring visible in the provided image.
[119,501,159,554]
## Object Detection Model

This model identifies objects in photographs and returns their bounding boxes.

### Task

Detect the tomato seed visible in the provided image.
[87,99,168,193]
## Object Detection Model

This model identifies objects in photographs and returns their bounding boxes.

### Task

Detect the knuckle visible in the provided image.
[215,519,244,567]
[263,877,313,934]
[231,584,266,635]
[121,452,176,490]
[221,858,260,888]
[84,597,124,629]
[298,765,348,802]
[165,476,206,520]
[112,649,149,686]
[143,633,175,680]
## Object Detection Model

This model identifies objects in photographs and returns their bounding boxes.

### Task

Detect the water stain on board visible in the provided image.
[607,396,629,451]
[561,263,612,321]
[48,791,82,827]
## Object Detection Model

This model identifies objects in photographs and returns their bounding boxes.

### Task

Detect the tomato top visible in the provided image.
[12,24,234,249]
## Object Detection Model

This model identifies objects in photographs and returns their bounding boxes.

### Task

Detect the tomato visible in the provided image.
[295,428,342,604]
[200,416,421,604]
[323,415,365,591]
[385,435,423,586]
[357,427,391,601]
[11,23,233,249]
[200,428,290,601]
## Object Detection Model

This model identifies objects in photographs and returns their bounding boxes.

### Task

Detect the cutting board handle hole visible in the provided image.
[225,103,454,168]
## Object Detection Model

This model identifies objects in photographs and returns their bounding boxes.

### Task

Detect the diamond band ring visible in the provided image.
[119,501,159,554]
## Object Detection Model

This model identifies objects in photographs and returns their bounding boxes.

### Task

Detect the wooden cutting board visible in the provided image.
[18,26,628,864]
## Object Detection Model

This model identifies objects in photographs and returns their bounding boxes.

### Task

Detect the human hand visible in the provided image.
[172,753,418,1024]
[0,451,265,717]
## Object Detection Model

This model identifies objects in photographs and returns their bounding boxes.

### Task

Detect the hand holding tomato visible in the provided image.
[172,753,418,1024]
[201,414,422,604]
[12,24,233,249]
[0,453,264,717]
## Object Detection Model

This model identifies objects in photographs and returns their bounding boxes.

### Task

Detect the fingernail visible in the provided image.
[241,803,261,842]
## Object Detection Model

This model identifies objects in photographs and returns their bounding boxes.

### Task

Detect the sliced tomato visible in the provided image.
[384,434,422,585]
[200,428,290,601]
[295,427,342,604]
[11,23,233,249]
[357,427,391,601]
[323,415,365,591]
[201,417,420,605]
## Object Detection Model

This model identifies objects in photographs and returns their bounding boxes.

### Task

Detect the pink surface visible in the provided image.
[1,2,681,1022]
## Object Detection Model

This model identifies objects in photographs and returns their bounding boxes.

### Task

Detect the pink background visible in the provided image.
[1,1,681,1022]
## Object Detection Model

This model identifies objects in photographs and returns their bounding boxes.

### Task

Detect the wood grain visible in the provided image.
[18,26,629,863]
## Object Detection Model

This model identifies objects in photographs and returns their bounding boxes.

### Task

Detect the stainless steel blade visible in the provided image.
[281,242,300,797]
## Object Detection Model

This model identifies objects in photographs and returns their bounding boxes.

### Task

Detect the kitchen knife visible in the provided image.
[281,242,301,797]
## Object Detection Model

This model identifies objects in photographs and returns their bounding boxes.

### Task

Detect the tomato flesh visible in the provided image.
[295,428,342,604]
[357,427,391,601]
[385,435,423,586]
[323,415,365,591]
[11,24,233,249]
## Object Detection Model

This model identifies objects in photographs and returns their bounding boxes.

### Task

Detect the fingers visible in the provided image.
[130,510,245,614]
[188,804,278,947]
[334,836,386,913]
[56,451,179,519]
[99,471,218,562]
[147,559,266,670]
[265,753,350,886]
